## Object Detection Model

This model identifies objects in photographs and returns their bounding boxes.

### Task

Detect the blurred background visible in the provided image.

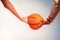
[0,0,60,40]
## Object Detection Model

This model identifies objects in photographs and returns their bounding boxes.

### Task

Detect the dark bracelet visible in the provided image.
[47,16,54,23]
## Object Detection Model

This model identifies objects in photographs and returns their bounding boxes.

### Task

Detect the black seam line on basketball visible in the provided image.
[28,16,43,25]
[30,17,37,19]
[28,20,43,25]
[28,22,42,25]
[30,16,43,20]
[29,17,40,21]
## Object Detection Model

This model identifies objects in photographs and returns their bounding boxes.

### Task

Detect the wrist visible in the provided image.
[47,16,54,24]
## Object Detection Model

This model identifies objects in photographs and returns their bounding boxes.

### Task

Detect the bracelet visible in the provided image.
[47,16,54,23]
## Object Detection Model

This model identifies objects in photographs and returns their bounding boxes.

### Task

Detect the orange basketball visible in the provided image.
[28,13,43,30]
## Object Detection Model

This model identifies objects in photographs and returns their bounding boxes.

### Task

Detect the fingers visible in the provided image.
[21,17,28,23]
[42,19,50,25]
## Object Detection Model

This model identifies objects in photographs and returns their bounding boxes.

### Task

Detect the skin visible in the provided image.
[1,0,26,22]
[55,0,59,3]
[43,0,60,25]
[0,0,60,25]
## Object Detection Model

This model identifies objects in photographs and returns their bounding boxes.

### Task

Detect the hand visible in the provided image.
[21,17,28,23]
[43,19,51,25]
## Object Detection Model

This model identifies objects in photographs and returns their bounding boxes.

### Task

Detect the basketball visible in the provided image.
[27,13,44,30]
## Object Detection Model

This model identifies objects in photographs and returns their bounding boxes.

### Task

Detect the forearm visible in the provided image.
[47,0,60,24]
[1,0,22,20]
